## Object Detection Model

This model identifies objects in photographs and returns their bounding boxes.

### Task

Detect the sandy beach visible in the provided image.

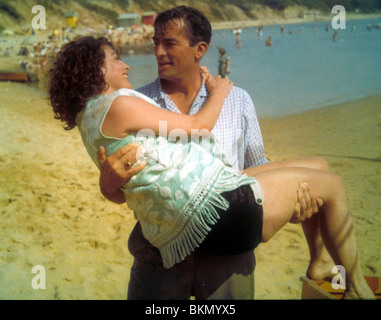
[0,78,379,300]
[256,95,381,298]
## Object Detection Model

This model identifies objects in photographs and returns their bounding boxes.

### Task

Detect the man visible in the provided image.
[97,6,315,299]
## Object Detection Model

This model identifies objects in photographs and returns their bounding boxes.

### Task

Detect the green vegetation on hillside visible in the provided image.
[134,0,380,13]
[0,0,380,33]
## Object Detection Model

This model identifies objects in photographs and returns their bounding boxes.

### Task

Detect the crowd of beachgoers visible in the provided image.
[0,24,155,84]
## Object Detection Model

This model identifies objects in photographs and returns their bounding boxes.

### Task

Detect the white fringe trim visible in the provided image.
[152,164,255,269]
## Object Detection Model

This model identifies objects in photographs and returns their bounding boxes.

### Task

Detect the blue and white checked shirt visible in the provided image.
[137,78,268,171]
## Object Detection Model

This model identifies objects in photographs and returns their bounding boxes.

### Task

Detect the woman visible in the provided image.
[217,46,230,78]
[49,37,374,298]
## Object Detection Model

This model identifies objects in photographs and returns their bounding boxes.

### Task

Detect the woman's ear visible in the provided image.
[100,66,110,94]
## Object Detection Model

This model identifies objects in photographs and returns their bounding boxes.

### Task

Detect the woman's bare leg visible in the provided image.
[244,157,334,280]
[252,167,374,298]
[242,157,329,176]
[302,215,335,280]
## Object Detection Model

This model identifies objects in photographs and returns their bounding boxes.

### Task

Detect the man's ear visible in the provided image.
[195,41,208,61]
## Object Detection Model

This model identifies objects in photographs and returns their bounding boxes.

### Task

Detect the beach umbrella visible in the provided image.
[26,28,40,36]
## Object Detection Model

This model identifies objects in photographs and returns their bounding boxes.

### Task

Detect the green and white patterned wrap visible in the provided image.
[77,88,255,268]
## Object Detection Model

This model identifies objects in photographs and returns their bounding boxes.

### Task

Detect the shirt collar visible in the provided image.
[198,74,209,98]
[153,72,209,97]
[150,77,165,102]
[152,73,210,113]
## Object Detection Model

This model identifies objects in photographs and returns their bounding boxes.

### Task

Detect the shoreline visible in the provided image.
[258,93,381,121]
[211,12,381,30]
[1,81,380,299]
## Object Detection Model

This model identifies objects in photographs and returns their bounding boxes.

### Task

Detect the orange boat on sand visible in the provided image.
[0,72,30,82]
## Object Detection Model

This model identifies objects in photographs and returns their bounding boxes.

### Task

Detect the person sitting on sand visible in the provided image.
[49,36,374,298]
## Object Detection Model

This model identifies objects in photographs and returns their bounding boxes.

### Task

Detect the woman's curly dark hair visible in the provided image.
[49,36,114,130]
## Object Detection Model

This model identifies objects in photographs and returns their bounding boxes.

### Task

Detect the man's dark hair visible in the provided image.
[154,6,212,46]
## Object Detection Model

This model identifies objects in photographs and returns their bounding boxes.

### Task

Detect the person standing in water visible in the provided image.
[218,46,230,78]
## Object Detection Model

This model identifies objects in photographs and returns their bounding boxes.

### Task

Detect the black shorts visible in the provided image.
[198,184,263,255]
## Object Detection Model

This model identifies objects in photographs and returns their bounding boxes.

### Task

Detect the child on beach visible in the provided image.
[49,36,374,298]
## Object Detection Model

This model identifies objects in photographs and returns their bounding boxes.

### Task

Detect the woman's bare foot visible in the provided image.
[306,256,336,281]
[307,260,375,299]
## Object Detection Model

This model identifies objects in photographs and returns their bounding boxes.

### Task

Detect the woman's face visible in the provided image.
[101,45,132,94]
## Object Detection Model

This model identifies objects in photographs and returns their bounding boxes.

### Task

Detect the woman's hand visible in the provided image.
[201,65,233,98]
[206,75,234,99]
[200,65,211,80]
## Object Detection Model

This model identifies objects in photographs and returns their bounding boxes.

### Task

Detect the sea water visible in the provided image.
[123,18,381,118]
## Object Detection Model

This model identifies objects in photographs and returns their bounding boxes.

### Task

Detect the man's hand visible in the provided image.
[97,144,146,204]
[290,183,323,223]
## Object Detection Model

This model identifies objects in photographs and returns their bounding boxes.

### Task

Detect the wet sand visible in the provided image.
[0,81,380,299]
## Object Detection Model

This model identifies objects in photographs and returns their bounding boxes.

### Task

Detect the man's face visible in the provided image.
[152,19,199,82]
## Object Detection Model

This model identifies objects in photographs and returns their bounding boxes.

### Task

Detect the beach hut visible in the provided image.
[118,13,140,28]
[142,11,157,26]
[64,11,79,28]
